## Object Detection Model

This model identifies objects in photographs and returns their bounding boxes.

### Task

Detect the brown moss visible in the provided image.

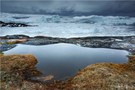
[0,54,40,83]
[0,39,27,45]
[127,55,135,71]
[0,53,4,58]
[1,54,37,70]
[71,55,135,90]
[1,54,135,90]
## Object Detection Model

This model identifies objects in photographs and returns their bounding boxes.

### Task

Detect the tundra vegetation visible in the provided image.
[0,53,135,90]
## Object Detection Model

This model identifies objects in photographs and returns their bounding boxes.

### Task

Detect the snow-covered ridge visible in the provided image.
[0,13,135,38]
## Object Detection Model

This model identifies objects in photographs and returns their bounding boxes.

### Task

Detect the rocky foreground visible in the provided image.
[0,54,135,90]
[71,56,135,90]
[0,35,135,54]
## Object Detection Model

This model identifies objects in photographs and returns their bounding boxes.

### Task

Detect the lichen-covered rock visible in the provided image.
[0,54,40,83]
[0,39,27,44]
[71,55,135,90]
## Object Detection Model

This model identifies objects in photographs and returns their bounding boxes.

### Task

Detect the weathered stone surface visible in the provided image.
[0,44,17,52]
[1,35,135,54]
[0,39,27,45]
[0,35,29,39]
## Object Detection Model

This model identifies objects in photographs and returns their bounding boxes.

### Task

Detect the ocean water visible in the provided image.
[0,13,135,38]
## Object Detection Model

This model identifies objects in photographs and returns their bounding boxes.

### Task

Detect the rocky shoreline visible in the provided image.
[1,34,135,89]
[0,35,135,54]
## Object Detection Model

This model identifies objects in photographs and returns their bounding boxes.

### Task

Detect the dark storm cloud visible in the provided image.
[1,0,135,16]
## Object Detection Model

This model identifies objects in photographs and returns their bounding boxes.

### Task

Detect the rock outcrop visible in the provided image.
[71,56,135,90]
[0,54,40,83]
[0,35,135,54]
[0,21,30,27]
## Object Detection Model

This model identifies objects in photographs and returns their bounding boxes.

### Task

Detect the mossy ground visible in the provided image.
[0,54,41,90]
[71,56,135,90]
[0,54,135,90]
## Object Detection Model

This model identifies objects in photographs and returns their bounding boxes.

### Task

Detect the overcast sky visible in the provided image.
[1,0,135,16]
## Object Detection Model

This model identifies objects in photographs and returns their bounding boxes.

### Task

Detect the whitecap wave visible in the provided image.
[0,13,135,38]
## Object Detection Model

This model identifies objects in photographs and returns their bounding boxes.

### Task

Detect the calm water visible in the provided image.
[4,43,129,80]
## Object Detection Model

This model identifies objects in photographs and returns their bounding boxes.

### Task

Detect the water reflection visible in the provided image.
[4,43,129,80]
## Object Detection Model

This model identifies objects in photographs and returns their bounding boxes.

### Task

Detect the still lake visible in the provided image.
[4,43,129,80]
